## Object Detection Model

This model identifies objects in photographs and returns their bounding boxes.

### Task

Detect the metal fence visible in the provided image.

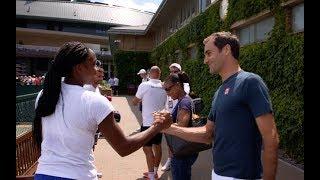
[16,93,38,123]
[16,85,43,96]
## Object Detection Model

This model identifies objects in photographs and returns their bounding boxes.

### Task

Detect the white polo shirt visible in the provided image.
[135,79,167,126]
[83,84,101,95]
[165,83,190,113]
[114,77,119,86]
[142,77,149,82]
[35,82,114,179]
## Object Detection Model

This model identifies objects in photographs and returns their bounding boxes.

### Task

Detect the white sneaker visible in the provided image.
[97,172,103,178]
[135,128,141,133]
[161,159,171,171]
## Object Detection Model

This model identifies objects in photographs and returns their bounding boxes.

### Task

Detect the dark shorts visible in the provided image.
[94,130,99,145]
[112,85,119,91]
[140,126,162,147]
[139,102,142,112]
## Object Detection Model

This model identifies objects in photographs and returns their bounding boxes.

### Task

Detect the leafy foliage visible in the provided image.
[113,51,151,93]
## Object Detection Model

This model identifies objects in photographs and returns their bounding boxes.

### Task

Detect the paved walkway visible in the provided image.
[93,96,304,180]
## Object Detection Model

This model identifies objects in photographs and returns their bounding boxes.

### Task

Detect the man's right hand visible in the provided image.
[153,111,172,130]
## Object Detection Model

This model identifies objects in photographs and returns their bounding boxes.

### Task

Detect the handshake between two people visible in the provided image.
[152,109,173,132]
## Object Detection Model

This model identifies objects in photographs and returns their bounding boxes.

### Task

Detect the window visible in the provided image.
[200,0,206,12]
[237,16,275,45]
[96,29,106,34]
[58,24,63,31]
[27,23,47,30]
[62,23,99,36]
[187,46,197,60]
[255,17,275,41]
[239,24,253,45]
[96,25,106,34]
[47,23,55,30]
[200,0,212,12]
[292,3,304,32]
[206,0,211,7]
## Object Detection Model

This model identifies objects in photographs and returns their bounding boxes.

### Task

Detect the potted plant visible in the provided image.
[99,80,112,96]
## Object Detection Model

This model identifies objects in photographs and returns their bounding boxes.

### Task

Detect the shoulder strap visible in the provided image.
[190,97,197,115]
[172,100,180,114]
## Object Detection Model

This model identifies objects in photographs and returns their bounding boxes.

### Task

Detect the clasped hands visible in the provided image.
[152,109,173,132]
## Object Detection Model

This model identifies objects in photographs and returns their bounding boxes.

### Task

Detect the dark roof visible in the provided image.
[16,44,112,60]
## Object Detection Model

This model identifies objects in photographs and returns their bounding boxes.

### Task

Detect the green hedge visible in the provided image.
[113,51,151,93]
[115,0,304,163]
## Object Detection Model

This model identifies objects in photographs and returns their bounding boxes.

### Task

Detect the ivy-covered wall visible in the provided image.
[114,0,304,163]
[150,0,304,163]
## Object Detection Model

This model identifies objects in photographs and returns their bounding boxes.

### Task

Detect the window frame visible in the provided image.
[291,3,304,33]
[236,16,275,46]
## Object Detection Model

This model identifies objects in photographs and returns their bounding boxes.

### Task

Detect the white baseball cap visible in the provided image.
[169,63,181,71]
[137,69,147,75]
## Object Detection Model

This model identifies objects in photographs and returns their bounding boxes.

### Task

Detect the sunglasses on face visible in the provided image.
[170,70,179,74]
[95,60,102,67]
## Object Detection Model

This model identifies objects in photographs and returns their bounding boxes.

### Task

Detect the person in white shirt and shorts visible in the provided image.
[132,66,167,180]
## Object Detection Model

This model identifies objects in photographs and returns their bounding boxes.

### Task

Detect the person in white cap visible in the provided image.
[161,62,191,171]
[169,63,190,94]
[135,69,150,132]
[137,69,149,83]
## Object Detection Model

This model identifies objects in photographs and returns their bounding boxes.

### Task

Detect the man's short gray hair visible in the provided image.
[203,31,240,60]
